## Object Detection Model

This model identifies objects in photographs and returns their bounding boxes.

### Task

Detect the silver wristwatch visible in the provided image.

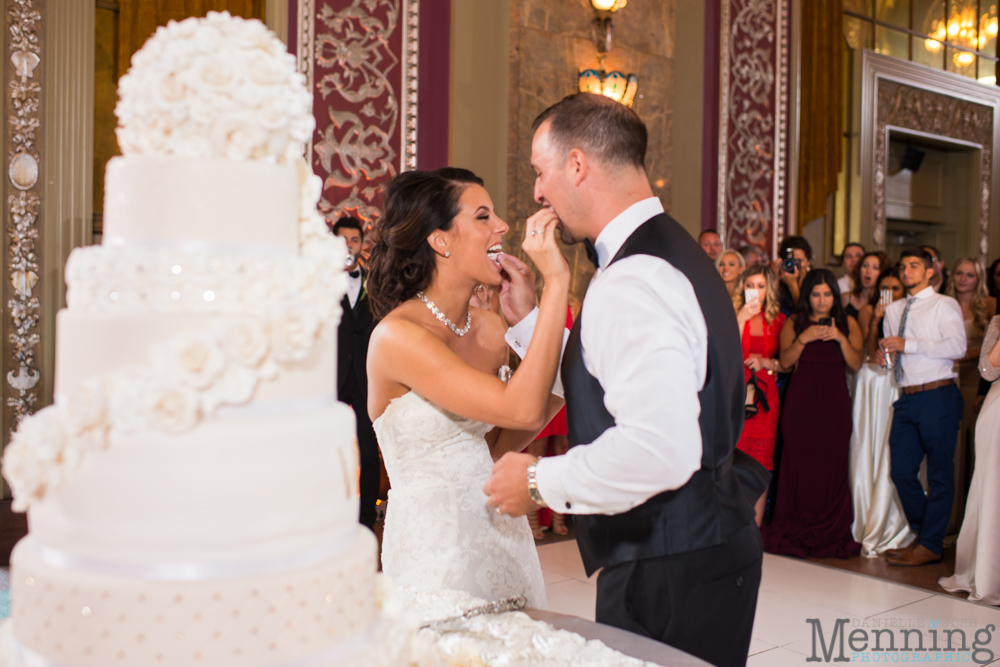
[526,457,547,508]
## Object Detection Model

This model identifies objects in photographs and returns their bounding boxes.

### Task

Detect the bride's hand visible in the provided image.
[522,208,569,284]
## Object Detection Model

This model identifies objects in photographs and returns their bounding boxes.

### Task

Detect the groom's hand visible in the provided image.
[499,254,536,326]
[484,452,535,517]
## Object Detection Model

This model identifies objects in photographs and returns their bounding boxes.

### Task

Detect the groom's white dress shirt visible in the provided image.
[505,197,706,515]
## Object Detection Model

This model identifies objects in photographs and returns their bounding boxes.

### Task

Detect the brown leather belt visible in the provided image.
[902,378,955,395]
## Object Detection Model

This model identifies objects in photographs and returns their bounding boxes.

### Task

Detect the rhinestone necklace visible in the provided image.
[417,291,472,337]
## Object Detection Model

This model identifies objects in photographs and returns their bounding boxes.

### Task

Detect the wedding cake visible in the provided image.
[0,13,404,667]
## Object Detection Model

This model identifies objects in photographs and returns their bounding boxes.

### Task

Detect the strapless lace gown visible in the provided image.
[373,392,547,609]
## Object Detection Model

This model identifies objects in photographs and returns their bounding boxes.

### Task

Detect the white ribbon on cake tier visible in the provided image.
[9,614,388,667]
[34,532,356,582]
[104,236,298,257]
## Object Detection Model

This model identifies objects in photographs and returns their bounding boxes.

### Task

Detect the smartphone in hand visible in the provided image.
[818,317,833,327]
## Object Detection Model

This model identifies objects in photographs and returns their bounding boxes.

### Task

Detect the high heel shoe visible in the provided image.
[528,510,545,541]
[552,512,568,536]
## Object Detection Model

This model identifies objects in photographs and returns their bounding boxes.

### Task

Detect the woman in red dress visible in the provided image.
[732,265,786,471]
[525,301,577,539]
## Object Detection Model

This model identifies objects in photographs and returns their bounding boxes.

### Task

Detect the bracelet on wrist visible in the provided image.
[526,457,547,508]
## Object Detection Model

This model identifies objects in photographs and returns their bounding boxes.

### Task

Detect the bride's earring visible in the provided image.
[444,251,450,257]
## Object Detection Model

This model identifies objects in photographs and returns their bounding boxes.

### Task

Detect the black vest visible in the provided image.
[337,273,375,397]
[563,213,753,575]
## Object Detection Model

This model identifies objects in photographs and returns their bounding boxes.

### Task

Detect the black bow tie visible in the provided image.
[584,239,600,269]
[349,270,360,279]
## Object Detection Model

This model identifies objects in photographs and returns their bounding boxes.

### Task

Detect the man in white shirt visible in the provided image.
[879,248,966,566]
[483,93,761,667]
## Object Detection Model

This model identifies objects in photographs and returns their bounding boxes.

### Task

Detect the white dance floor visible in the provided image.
[538,541,1000,665]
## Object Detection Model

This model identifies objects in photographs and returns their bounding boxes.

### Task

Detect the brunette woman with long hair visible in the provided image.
[365,167,569,607]
[763,269,863,559]
[849,267,914,555]
[843,251,889,321]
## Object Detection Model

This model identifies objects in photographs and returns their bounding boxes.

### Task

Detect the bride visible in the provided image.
[365,167,568,608]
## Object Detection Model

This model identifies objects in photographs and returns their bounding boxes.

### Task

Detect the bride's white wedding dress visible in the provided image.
[373,391,547,609]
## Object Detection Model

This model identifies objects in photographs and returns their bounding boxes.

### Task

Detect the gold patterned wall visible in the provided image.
[506,0,675,302]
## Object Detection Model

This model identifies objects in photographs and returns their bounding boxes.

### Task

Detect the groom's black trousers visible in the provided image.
[595,521,762,667]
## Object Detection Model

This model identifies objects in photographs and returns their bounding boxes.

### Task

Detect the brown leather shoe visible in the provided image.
[887,544,943,567]
[884,541,918,558]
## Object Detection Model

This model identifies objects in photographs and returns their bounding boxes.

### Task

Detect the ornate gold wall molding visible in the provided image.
[717,0,792,255]
[4,0,43,437]
[859,52,1000,262]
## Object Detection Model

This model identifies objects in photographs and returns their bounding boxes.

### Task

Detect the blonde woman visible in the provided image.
[945,258,997,535]
[716,248,745,296]
[732,265,785,470]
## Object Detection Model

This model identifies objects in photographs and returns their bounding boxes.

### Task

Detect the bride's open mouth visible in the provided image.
[487,244,503,267]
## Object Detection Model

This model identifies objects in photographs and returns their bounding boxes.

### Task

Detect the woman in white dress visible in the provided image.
[939,315,1000,603]
[364,168,568,608]
[849,268,916,556]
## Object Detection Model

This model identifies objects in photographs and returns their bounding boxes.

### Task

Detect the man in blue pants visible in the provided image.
[879,248,966,566]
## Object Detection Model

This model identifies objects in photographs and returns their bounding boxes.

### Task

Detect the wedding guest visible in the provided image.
[849,266,915,556]
[772,236,813,315]
[945,257,996,534]
[334,217,379,529]
[738,244,768,268]
[858,268,904,357]
[880,248,966,567]
[844,251,890,321]
[975,294,1000,414]
[988,257,1000,299]
[526,303,576,540]
[837,242,866,296]
[733,265,786,470]
[699,229,723,261]
[922,244,948,294]
[716,248,745,296]
[764,269,863,559]
[939,314,1000,603]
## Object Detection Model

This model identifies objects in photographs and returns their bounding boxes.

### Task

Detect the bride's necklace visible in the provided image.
[417,291,472,337]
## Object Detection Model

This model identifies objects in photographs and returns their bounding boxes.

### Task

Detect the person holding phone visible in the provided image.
[733,265,786,471]
[849,267,915,555]
[763,269,863,558]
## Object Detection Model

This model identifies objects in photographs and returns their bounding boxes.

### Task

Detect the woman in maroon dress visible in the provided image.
[764,269,864,558]
[733,265,786,471]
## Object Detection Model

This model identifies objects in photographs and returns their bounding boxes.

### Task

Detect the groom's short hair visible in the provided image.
[532,93,647,170]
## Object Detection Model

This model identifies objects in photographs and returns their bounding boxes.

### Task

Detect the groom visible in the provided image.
[485,93,762,667]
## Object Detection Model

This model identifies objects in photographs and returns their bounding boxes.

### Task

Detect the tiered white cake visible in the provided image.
[0,13,402,667]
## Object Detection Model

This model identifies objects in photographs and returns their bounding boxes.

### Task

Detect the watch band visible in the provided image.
[526,457,547,508]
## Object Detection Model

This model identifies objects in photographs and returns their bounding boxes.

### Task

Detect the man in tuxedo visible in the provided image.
[485,93,761,667]
[334,217,379,530]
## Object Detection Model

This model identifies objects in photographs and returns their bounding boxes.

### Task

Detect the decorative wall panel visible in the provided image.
[717,0,791,256]
[859,52,1000,263]
[297,0,417,230]
[4,0,43,439]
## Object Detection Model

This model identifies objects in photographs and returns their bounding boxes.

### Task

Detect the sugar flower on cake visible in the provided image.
[268,304,320,363]
[141,382,201,434]
[115,11,313,164]
[153,332,227,389]
[3,407,72,511]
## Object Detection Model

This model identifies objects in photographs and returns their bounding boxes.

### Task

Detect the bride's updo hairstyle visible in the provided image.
[367,167,484,319]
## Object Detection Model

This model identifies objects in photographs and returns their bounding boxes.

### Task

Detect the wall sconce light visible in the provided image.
[578,0,638,107]
[578,69,639,106]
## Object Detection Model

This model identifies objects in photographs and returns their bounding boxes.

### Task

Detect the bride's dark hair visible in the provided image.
[367,167,485,319]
